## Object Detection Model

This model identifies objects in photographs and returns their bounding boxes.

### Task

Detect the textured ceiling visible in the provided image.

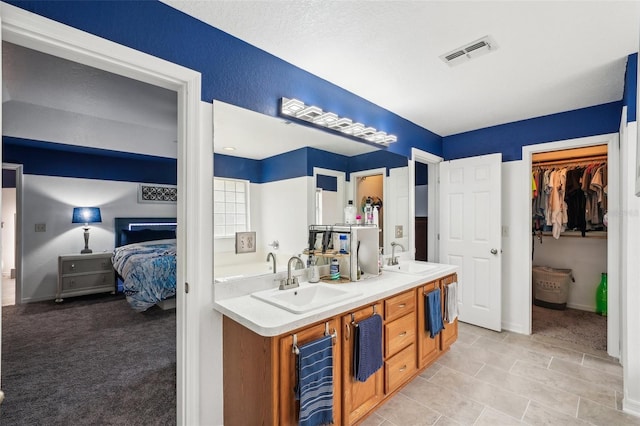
[162,1,640,136]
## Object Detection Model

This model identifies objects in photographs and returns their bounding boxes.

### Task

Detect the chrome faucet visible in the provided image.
[280,256,304,290]
[266,252,277,273]
[388,242,405,266]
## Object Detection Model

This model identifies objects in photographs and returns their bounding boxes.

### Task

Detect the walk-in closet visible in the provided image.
[531,145,608,352]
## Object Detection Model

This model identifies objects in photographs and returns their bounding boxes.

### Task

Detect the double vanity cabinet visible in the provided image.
[218,268,458,425]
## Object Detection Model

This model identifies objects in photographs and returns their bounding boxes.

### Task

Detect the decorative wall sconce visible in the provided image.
[280,98,398,145]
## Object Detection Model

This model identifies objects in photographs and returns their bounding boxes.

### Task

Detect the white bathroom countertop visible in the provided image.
[213,262,458,337]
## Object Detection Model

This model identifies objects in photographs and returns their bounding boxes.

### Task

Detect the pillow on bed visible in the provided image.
[120,229,176,246]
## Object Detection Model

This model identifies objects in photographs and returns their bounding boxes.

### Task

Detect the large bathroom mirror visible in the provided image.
[212,100,409,282]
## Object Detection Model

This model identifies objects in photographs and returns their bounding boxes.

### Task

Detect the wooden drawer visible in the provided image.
[60,257,112,274]
[384,290,415,322]
[61,272,113,292]
[384,343,417,394]
[420,280,438,294]
[384,313,415,358]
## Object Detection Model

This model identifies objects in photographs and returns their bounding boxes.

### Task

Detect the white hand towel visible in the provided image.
[445,282,458,324]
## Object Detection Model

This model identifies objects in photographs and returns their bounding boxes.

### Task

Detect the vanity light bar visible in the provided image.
[280,97,398,145]
[314,112,339,126]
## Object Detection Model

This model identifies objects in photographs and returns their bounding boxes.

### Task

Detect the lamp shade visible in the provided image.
[72,207,102,224]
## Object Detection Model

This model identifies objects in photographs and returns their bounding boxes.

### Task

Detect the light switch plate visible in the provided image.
[235,231,256,254]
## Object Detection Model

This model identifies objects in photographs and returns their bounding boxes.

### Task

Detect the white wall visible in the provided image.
[320,189,340,225]
[21,174,176,302]
[501,160,530,333]
[532,236,606,311]
[387,167,410,255]
[2,188,16,276]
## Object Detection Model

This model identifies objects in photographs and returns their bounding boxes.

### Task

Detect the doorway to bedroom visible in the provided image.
[1,42,179,423]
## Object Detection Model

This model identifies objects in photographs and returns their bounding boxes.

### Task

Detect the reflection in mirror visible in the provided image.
[212,100,409,283]
[313,168,345,225]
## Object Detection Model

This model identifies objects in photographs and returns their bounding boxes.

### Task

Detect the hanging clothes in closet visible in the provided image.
[532,159,607,239]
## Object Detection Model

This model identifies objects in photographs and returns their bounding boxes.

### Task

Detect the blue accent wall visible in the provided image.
[214,147,406,183]
[213,153,261,183]
[442,101,623,162]
[624,53,637,123]
[2,169,16,189]
[3,137,177,184]
[316,175,337,192]
[349,150,408,176]
[306,148,350,178]
[7,0,443,159]
[415,161,428,186]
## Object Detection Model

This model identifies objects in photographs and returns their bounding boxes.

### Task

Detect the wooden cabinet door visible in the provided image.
[417,280,441,369]
[440,273,458,351]
[341,303,384,425]
[279,318,341,426]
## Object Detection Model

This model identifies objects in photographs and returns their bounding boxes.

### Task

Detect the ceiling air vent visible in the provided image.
[440,35,498,67]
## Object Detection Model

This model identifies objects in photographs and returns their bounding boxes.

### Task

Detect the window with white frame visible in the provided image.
[213,177,249,238]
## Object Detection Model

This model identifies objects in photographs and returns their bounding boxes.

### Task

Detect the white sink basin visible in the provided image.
[383,261,440,275]
[251,283,361,314]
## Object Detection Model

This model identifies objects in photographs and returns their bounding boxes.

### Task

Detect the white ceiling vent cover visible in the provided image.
[440,35,498,67]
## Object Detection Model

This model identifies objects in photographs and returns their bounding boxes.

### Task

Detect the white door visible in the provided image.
[439,153,502,331]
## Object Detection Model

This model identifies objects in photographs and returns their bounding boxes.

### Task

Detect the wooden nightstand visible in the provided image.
[56,252,115,302]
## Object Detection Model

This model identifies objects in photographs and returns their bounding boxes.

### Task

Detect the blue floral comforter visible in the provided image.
[112,239,176,311]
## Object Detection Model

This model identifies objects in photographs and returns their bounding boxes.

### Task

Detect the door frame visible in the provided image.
[0,4,209,424]
[350,167,386,250]
[1,163,22,305]
[409,148,443,262]
[312,167,346,225]
[522,132,619,358]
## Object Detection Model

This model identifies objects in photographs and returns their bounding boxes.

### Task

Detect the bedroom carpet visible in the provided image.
[532,304,607,352]
[1,293,176,425]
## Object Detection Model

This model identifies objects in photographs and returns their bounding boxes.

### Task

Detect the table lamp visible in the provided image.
[72,207,102,254]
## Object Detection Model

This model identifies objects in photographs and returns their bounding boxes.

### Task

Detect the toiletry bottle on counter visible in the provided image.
[339,234,348,254]
[330,258,340,280]
[365,199,373,224]
[309,256,320,283]
[344,200,356,224]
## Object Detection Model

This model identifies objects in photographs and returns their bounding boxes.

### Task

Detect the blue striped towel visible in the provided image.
[425,288,444,338]
[353,314,383,382]
[295,334,334,426]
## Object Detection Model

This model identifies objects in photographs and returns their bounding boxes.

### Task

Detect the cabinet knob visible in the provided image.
[399,365,407,372]
[398,303,406,308]
[399,331,407,337]
[70,263,75,269]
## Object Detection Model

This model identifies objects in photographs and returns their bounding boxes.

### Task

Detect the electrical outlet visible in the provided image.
[395,225,403,238]
[35,223,46,232]
[235,231,256,254]
[502,225,509,237]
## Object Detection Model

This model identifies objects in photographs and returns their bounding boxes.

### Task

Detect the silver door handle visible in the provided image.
[490,248,498,255]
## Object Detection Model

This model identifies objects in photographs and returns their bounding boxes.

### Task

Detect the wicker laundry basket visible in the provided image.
[532,266,574,310]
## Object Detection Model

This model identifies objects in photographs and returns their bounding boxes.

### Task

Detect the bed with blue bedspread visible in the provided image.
[112,218,177,312]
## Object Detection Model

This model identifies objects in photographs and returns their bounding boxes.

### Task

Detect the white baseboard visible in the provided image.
[502,320,528,335]
[566,302,596,312]
[623,397,640,418]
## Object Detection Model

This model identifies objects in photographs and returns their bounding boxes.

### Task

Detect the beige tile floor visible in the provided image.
[361,322,640,425]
